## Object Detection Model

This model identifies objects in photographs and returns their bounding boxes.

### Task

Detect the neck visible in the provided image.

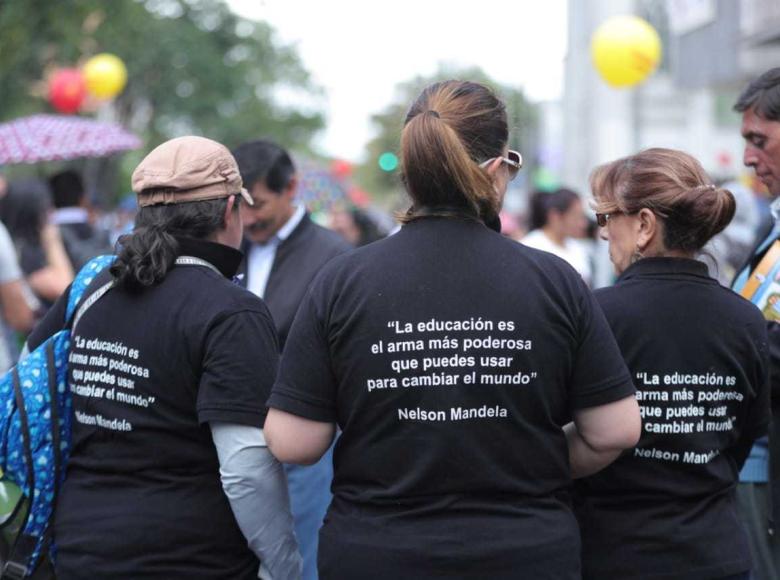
[643,245,694,260]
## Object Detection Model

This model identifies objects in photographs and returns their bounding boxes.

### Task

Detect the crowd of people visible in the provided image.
[1,67,780,580]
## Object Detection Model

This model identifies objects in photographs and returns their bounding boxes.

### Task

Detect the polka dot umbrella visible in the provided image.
[296,159,349,214]
[0,114,141,165]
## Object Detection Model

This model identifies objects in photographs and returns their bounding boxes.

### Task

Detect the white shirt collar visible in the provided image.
[276,204,306,242]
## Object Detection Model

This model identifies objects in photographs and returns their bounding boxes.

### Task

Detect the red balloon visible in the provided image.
[48,69,87,114]
[331,159,353,179]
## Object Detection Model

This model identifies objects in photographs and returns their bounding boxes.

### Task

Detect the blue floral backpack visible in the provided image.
[0,255,114,579]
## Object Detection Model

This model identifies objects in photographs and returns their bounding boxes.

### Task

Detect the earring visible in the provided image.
[631,246,644,264]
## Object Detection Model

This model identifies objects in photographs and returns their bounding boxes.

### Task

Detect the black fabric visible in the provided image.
[58,222,113,271]
[28,238,279,580]
[18,243,45,279]
[736,212,774,276]
[577,258,770,580]
[268,217,635,579]
[732,222,780,535]
[237,213,351,349]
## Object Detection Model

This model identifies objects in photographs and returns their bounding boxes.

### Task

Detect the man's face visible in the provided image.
[741,107,780,196]
[241,180,295,244]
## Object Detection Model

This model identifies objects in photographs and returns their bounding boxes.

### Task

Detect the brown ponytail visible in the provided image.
[591,148,736,253]
[399,81,508,223]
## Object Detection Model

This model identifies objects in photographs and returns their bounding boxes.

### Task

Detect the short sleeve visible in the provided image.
[0,223,21,284]
[569,282,635,410]
[267,284,338,423]
[197,308,280,427]
[26,285,70,350]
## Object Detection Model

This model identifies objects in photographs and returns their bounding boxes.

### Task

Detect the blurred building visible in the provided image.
[555,0,780,286]
[560,0,780,192]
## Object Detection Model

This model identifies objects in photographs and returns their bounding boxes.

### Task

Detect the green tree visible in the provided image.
[355,65,538,205]
[0,0,324,200]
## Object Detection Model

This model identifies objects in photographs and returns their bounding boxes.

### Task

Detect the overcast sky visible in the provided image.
[227,0,568,161]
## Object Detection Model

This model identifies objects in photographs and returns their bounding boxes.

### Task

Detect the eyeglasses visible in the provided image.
[596,212,631,227]
[479,149,523,181]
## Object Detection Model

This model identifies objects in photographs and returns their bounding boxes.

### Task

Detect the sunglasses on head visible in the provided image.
[479,150,523,181]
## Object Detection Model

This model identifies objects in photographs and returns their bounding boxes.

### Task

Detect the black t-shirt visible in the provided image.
[267,217,634,580]
[576,258,770,580]
[29,238,279,580]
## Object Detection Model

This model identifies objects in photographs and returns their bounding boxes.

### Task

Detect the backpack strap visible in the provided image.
[65,255,116,324]
[2,372,37,580]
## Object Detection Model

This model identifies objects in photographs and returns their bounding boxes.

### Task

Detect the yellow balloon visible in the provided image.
[591,16,662,88]
[83,53,128,100]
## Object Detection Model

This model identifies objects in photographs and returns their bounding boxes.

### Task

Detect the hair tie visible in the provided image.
[692,184,716,198]
[426,110,440,118]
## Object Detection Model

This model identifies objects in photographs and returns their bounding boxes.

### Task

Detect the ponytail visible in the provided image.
[111,225,179,292]
[110,197,230,292]
[399,81,509,224]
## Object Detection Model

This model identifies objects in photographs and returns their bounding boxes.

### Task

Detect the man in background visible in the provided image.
[733,66,780,580]
[232,139,350,580]
[48,169,113,270]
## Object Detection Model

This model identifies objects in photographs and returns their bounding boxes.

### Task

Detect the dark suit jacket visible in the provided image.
[238,214,351,350]
[734,214,780,531]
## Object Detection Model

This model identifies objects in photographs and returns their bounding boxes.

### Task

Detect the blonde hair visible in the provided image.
[590,148,735,252]
[399,80,508,223]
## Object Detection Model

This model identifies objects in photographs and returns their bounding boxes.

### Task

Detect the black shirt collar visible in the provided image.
[407,205,501,233]
[617,256,711,283]
[174,236,243,279]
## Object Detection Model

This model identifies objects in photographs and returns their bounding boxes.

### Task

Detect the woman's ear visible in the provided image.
[635,208,657,252]
[484,157,503,179]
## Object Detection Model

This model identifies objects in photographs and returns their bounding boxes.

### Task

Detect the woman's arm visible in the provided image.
[210,422,302,580]
[264,408,336,466]
[566,394,641,479]
[0,279,34,332]
[27,223,74,302]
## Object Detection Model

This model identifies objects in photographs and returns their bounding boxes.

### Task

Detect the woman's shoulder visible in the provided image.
[170,267,275,324]
[710,283,768,327]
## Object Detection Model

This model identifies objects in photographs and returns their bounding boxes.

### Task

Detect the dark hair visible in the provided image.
[231,139,295,194]
[529,188,580,230]
[350,208,385,246]
[110,197,237,292]
[49,169,85,208]
[0,179,51,245]
[734,67,780,121]
[399,80,508,223]
[591,148,736,253]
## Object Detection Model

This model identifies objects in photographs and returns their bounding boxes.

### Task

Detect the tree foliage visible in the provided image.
[354,65,538,204]
[0,0,324,198]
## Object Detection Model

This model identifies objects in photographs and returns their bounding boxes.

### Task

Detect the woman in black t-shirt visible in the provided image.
[264,80,641,579]
[577,148,770,580]
[27,137,300,579]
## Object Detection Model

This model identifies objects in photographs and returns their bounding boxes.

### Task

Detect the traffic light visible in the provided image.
[378,152,398,172]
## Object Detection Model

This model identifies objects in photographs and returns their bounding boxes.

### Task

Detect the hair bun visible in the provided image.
[689,184,736,248]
